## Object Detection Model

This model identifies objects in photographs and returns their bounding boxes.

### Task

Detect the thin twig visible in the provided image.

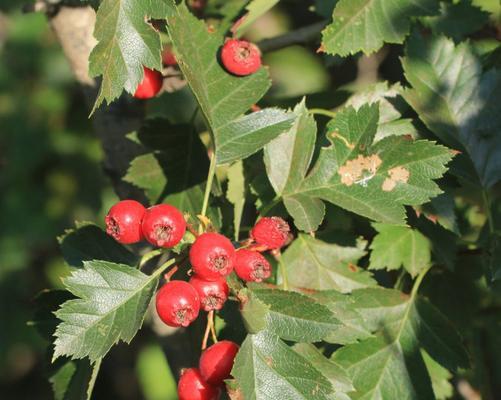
[209,311,218,344]
[257,20,328,53]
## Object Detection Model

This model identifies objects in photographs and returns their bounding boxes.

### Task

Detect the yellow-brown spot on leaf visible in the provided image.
[338,154,382,186]
[348,263,358,272]
[331,131,354,149]
[382,166,410,192]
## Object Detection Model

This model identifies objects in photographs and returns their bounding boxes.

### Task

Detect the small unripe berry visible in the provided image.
[189,275,229,312]
[105,200,146,244]
[177,368,220,400]
[190,233,235,281]
[156,281,200,327]
[250,217,290,250]
[234,249,271,282]
[141,204,186,248]
[133,67,163,99]
[221,39,261,76]
[162,47,177,66]
[199,340,239,385]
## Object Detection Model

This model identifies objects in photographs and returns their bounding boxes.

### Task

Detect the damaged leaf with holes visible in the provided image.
[264,101,454,231]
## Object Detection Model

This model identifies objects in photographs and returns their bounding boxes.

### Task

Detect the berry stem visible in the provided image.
[209,311,218,344]
[151,258,177,280]
[139,248,164,269]
[200,151,217,226]
[201,311,213,350]
[308,108,337,119]
[163,265,179,282]
[276,253,289,290]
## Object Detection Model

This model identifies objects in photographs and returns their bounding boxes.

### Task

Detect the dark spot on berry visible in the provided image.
[203,293,225,310]
[154,224,173,246]
[251,261,269,281]
[106,217,120,239]
[210,255,229,271]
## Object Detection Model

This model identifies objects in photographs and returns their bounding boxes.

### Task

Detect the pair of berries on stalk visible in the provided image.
[134,38,262,99]
[178,340,239,400]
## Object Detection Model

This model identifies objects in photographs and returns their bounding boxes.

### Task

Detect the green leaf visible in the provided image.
[281,233,375,292]
[167,3,294,165]
[58,222,138,268]
[265,102,453,228]
[369,223,432,277]
[402,33,501,188]
[131,119,220,225]
[321,0,439,56]
[89,0,175,109]
[332,288,469,399]
[233,0,280,37]
[232,331,335,399]
[422,350,453,400]
[50,358,100,400]
[345,82,418,141]
[423,0,489,40]
[242,285,346,344]
[54,260,165,362]
[226,160,246,241]
[123,153,167,204]
[292,343,354,395]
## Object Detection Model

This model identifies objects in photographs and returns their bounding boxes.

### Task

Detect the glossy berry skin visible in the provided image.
[141,204,186,248]
[105,200,146,244]
[234,249,271,282]
[221,39,261,76]
[156,281,200,327]
[250,217,290,250]
[133,67,163,99]
[190,233,235,281]
[199,341,239,385]
[178,368,220,400]
[189,275,229,312]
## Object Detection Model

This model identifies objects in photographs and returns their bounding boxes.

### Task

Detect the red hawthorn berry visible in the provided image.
[189,275,229,312]
[234,249,271,282]
[250,216,290,250]
[141,204,186,248]
[199,340,239,385]
[178,368,220,400]
[189,233,235,281]
[133,67,163,99]
[156,281,200,327]
[188,0,207,13]
[105,200,146,244]
[221,39,261,76]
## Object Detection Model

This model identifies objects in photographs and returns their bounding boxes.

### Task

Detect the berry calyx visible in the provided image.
[156,280,200,327]
[141,204,186,248]
[189,275,229,312]
[133,67,163,99]
[234,249,271,282]
[199,340,239,386]
[105,200,146,244]
[250,217,290,250]
[177,368,220,400]
[221,39,261,76]
[190,233,235,281]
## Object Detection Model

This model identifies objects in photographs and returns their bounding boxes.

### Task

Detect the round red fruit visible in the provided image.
[189,275,229,312]
[156,281,200,327]
[250,217,290,250]
[178,368,220,400]
[234,249,271,282]
[189,233,235,281]
[133,67,163,99]
[221,39,261,76]
[105,200,146,244]
[199,340,239,385]
[141,204,186,248]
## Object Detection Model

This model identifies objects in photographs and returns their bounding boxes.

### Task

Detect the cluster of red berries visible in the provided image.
[105,200,290,326]
[178,340,239,400]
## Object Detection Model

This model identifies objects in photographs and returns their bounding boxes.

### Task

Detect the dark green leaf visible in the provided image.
[123,153,166,204]
[58,222,138,268]
[50,358,100,400]
[402,33,501,188]
[167,3,294,165]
